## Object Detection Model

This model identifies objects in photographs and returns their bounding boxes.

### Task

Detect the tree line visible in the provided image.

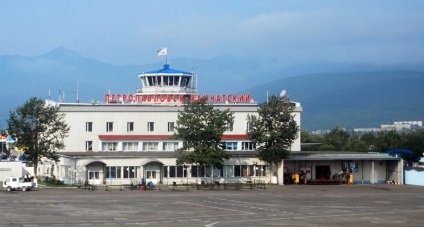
[301,127,424,161]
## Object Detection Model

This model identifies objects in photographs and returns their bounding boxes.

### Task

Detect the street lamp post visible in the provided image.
[253,161,257,188]
[132,169,135,189]
[187,166,189,188]
[258,165,261,188]
[73,157,77,186]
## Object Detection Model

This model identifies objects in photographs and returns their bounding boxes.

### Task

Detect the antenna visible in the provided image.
[192,66,197,92]
[280,89,287,98]
[267,91,269,104]
[76,80,80,103]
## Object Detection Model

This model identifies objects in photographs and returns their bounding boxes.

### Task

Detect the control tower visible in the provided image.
[135,63,197,105]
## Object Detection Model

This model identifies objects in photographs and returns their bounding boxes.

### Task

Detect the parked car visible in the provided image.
[3,176,36,191]
[0,155,9,161]
[18,155,27,162]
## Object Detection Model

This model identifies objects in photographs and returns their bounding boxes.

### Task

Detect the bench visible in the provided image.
[223,182,242,190]
[305,179,340,185]
[80,184,97,191]
[123,184,141,190]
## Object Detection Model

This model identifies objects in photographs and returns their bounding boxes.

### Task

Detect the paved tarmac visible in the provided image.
[0,184,423,227]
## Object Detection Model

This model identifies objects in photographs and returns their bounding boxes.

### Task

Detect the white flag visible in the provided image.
[157,47,167,56]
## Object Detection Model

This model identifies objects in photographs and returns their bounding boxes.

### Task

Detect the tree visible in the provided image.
[374,130,402,153]
[301,130,324,151]
[247,95,299,181]
[399,129,424,161]
[7,97,70,179]
[360,132,377,151]
[173,98,234,169]
[324,126,350,151]
[346,138,368,152]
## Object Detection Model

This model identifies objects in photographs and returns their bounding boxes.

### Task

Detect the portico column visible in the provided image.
[281,160,285,185]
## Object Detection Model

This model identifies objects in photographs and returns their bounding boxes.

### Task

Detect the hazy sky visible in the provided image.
[1,0,423,66]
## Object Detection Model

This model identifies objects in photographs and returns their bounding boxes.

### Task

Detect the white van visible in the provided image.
[3,177,36,191]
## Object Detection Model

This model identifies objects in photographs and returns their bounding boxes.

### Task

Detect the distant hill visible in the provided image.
[1,47,424,131]
[243,71,424,130]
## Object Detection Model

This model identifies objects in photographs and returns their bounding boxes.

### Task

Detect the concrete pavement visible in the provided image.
[0,184,423,226]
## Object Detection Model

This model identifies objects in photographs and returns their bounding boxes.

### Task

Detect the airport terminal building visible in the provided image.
[33,63,402,186]
[39,63,300,186]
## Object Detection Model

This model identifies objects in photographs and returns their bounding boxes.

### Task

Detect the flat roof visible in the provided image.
[58,151,399,161]
[288,151,401,161]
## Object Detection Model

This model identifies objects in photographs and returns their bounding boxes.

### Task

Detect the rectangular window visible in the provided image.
[143,142,159,151]
[147,122,155,132]
[85,141,93,151]
[163,166,168,178]
[123,166,136,179]
[200,166,205,177]
[241,142,256,150]
[163,142,179,151]
[168,122,175,132]
[213,167,221,177]
[106,122,113,132]
[123,142,138,151]
[205,165,212,177]
[263,166,267,176]
[226,121,234,131]
[169,166,176,177]
[249,165,254,176]
[191,166,198,178]
[127,122,134,132]
[343,162,359,173]
[86,122,93,132]
[222,141,238,150]
[257,165,266,176]
[102,142,117,151]
[89,172,99,180]
[106,166,118,178]
[351,163,358,173]
[117,167,122,178]
[106,167,111,178]
[177,166,184,177]
[224,165,234,177]
[242,165,248,177]
[246,122,252,132]
[234,165,241,177]
[147,170,156,179]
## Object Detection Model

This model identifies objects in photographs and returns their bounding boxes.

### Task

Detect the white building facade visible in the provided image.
[41,63,302,186]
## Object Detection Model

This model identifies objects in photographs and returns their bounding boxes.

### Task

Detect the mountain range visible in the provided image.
[1,47,423,130]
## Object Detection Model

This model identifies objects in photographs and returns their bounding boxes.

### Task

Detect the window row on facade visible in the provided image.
[162,165,268,178]
[86,121,251,133]
[85,141,257,152]
[104,165,268,179]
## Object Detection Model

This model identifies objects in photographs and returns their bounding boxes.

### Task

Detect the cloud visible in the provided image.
[229,8,424,64]
[1,2,423,66]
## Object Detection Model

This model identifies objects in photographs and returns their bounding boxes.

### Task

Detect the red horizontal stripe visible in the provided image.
[221,134,249,139]
[99,134,248,140]
[99,135,170,140]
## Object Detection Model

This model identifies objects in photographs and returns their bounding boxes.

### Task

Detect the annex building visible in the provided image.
[33,63,402,186]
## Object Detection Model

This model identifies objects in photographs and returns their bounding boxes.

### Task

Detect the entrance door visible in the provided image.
[315,166,331,180]
[146,170,157,184]
[88,171,100,185]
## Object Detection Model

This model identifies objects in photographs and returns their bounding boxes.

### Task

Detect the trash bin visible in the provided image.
[292,174,299,184]
[348,174,353,184]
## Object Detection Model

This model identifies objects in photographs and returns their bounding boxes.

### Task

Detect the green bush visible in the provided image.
[41,176,65,186]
